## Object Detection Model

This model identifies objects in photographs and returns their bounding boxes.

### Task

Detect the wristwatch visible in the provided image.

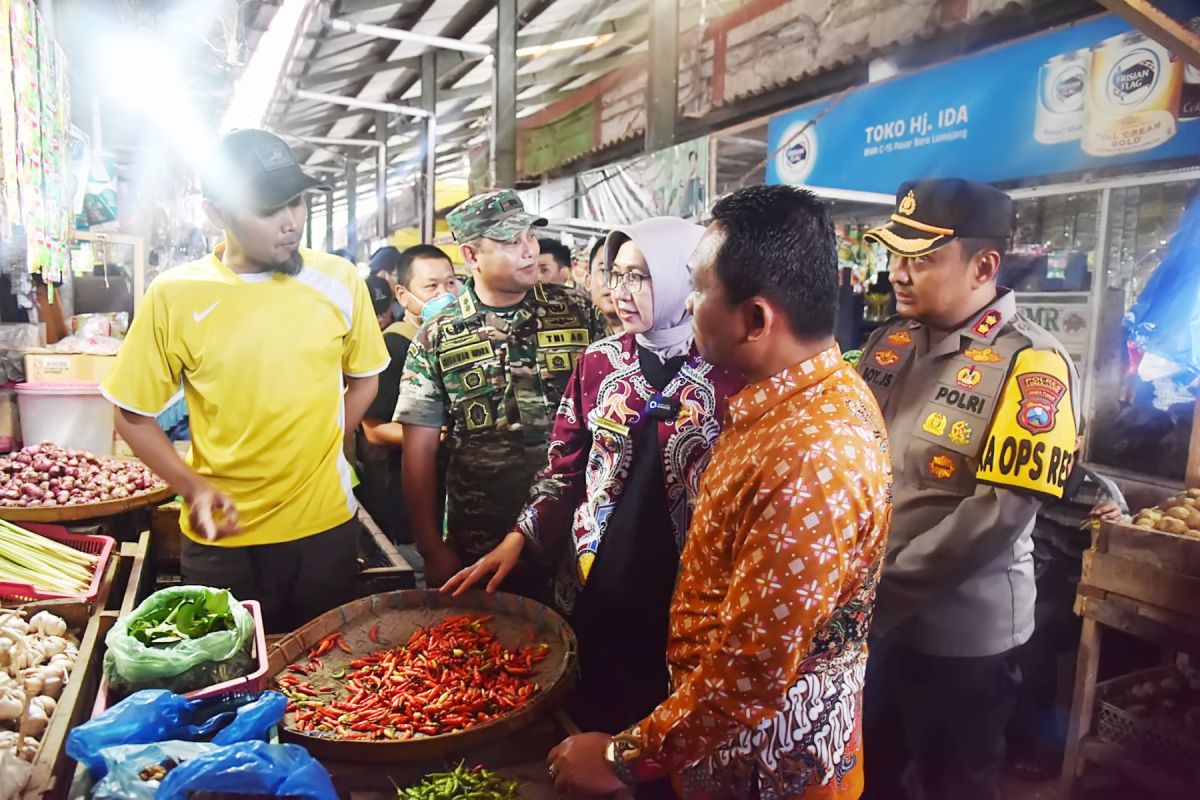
[603,734,642,785]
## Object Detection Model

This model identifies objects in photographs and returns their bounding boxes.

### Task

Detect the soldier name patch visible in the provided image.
[537,328,589,348]
[439,341,495,371]
[1015,372,1066,435]
[860,366,894,390]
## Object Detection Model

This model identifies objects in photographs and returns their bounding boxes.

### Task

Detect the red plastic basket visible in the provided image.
[93,600,268,714]
[0,523,115,605]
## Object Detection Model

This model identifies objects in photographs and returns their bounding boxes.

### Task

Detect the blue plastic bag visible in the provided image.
[1124,193,1200,378]
[156,742,337,800]
[67,690,287,779]
[91,741,221,800]
[67,691,194,777]
[211,690,287,745]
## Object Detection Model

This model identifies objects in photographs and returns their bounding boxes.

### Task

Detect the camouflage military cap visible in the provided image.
[447,189,547,244]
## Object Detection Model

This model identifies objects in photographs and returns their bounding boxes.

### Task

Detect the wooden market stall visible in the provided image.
[1062,427,1200,796]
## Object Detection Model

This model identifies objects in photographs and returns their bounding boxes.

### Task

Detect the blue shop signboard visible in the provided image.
[766,7,1200,194]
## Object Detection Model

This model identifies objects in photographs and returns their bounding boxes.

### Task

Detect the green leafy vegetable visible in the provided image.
[128,592,236,647]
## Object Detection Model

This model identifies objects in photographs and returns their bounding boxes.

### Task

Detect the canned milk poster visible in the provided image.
[767,2,1200,194]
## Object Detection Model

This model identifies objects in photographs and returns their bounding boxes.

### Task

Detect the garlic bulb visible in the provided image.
[26,613,65,639]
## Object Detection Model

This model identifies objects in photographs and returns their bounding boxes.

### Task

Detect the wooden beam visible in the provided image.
[1095,0,1200,69]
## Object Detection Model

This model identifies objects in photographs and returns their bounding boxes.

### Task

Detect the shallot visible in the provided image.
[0,443,164,509]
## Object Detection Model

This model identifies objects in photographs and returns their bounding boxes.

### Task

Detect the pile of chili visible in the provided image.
[282,615,549,741]
[396,762,521,799]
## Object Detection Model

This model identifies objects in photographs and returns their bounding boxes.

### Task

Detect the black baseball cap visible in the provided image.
[865,178,1013,257]
[365,275,393,317]
[201,129,331,211]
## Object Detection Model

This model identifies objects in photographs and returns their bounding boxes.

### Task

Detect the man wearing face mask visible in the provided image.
[358,246,461,544]
[100,129,389,633]
[397,190,592,591]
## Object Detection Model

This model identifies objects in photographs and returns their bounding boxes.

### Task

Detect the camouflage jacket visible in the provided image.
[396,278,593,558]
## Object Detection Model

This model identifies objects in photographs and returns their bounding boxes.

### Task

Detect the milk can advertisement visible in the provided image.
[766,5,1200,194]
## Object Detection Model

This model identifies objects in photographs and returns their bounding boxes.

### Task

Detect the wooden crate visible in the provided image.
[148,501,183,567]
[1080,521,1200,622]
[117,532,152,617]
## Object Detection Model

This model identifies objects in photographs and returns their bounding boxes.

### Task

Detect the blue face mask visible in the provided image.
[420,293,457,322]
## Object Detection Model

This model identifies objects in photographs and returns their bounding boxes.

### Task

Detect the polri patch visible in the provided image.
[1016,372,1066,435]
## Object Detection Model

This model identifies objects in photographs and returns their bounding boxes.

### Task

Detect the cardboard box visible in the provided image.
[23,351,116,384]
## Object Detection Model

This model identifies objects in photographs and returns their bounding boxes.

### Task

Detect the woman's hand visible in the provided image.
[440,532,526,596]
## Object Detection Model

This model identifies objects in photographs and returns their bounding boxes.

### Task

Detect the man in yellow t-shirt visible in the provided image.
[100,129,389,633]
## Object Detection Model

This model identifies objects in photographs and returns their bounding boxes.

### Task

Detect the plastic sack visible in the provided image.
[1124,193,1200,379]
[103,586,254,694]
[67,690,287,779]
[211,690,287,746]
[67,691,194,777]
[91,741,220,800]
[156,742,337,800]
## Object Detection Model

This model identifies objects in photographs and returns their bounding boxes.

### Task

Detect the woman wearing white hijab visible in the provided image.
[444,217,744,737]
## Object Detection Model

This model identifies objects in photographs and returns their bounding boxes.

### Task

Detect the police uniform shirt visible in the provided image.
[858,289,1081,657]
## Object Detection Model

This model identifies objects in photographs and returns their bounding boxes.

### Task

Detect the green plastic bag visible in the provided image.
[104,587,255,695]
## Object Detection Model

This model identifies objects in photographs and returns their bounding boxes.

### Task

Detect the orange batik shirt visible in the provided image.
[611,347,892,800]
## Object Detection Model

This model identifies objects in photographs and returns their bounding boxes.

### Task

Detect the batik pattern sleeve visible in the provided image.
[516,358,592,552]
[395,333,448,428]
[342,271,390,377]
[623,451,863,774]
[99,283,182,417]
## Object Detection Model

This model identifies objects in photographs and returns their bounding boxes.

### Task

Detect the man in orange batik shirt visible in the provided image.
[548,185,893,799]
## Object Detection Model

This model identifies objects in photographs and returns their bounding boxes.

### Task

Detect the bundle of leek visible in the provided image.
[0,521,96,595]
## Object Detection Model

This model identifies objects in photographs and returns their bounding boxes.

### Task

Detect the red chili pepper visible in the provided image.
[369,624,381,643]
[282,615,550,741]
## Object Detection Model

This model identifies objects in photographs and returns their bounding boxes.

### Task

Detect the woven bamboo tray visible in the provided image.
[268,589,577,764]
[0,483,173,522]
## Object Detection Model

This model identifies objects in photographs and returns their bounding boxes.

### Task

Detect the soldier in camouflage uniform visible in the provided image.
[396,190,593,591]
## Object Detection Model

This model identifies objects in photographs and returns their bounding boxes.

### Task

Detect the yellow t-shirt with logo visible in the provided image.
[100,246,389,547]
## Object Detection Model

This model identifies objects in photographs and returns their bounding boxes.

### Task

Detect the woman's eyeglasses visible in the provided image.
[605,271,651,292]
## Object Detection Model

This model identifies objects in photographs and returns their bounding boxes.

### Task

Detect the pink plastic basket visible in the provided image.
[93,600,268,714]
[0,523,115,605]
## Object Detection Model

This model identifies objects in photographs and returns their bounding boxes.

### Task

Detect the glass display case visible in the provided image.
[1086,179,1200,481]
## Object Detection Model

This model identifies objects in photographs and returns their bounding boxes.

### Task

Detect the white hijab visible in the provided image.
[605,217,706,361]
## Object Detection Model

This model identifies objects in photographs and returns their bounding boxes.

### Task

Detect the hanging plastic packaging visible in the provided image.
[1124,193,1200,379]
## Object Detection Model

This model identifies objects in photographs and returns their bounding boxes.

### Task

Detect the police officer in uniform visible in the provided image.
[857,179,1081,800]
[397,190,592,593]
